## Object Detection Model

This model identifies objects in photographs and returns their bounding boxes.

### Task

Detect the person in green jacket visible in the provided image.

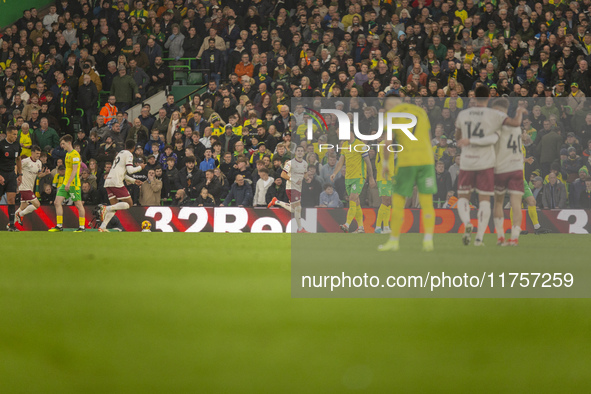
[33,118,60,150]
[110,66,141,112]
[429,35,447,61]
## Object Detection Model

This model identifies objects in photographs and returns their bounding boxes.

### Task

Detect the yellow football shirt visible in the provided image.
[243,119,262,128]
[19,132,32,157]
[52,173,65,188]
[211,125,224,137]
[231,125,243,136]
[455,9,468,23]
[390,103,434,167]
[296,123,318,141]
[433,145,447,161]
[312,142,327,162]
[64,150,81,190]
[341,138,368,179]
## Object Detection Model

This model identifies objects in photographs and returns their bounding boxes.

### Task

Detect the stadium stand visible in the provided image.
[1,0,591,210]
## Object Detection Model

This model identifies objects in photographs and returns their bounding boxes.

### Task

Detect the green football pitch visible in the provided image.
[0,233,589,393]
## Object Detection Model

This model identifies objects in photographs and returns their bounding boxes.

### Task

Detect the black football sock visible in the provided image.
[8,204,15,226]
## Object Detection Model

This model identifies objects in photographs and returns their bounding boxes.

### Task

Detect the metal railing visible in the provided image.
[73,59,207,130]
[171,83,208,106]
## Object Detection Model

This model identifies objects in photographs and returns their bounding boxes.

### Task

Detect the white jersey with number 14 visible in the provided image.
[455,107,508,171]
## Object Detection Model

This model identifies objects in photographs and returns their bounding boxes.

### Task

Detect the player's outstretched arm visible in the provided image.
[125,175,140,185]
[127,162,146,175]
[38,168,51,178]
[503,107,527,127]
[465,133,500,146]
[281,160,291,181]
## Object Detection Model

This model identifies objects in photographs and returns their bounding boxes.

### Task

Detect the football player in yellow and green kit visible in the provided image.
[330,132,376,233]
[509,133,549,234]
[49,135,86,232]
[374,132,392,233]
[379,95,437,252]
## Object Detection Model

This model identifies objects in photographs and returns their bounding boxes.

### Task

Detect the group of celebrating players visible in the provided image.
[454,86,529,248]
[277,85,534,250]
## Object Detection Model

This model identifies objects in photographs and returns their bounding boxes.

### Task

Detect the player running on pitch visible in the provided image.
[0,126,23,231]
[491,98,527,246]
[374,133,392,234]
[330,129,376,233]
[98,139,146,232]
[455,85,526,246]
[49,135,86,232]
[268,145,308,233]
[378,94,437,252]
[15,145,50,227]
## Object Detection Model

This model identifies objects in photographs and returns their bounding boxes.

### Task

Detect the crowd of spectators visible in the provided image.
[2,0,591,209]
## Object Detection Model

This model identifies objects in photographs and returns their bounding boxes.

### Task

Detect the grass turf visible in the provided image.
[0,233,589,393]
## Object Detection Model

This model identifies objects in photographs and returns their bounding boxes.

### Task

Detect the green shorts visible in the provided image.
[378,180,393,197]
[56,185,81,201]
[393,165,437,197]
[345,177,365,195]
[523,179,533,199]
